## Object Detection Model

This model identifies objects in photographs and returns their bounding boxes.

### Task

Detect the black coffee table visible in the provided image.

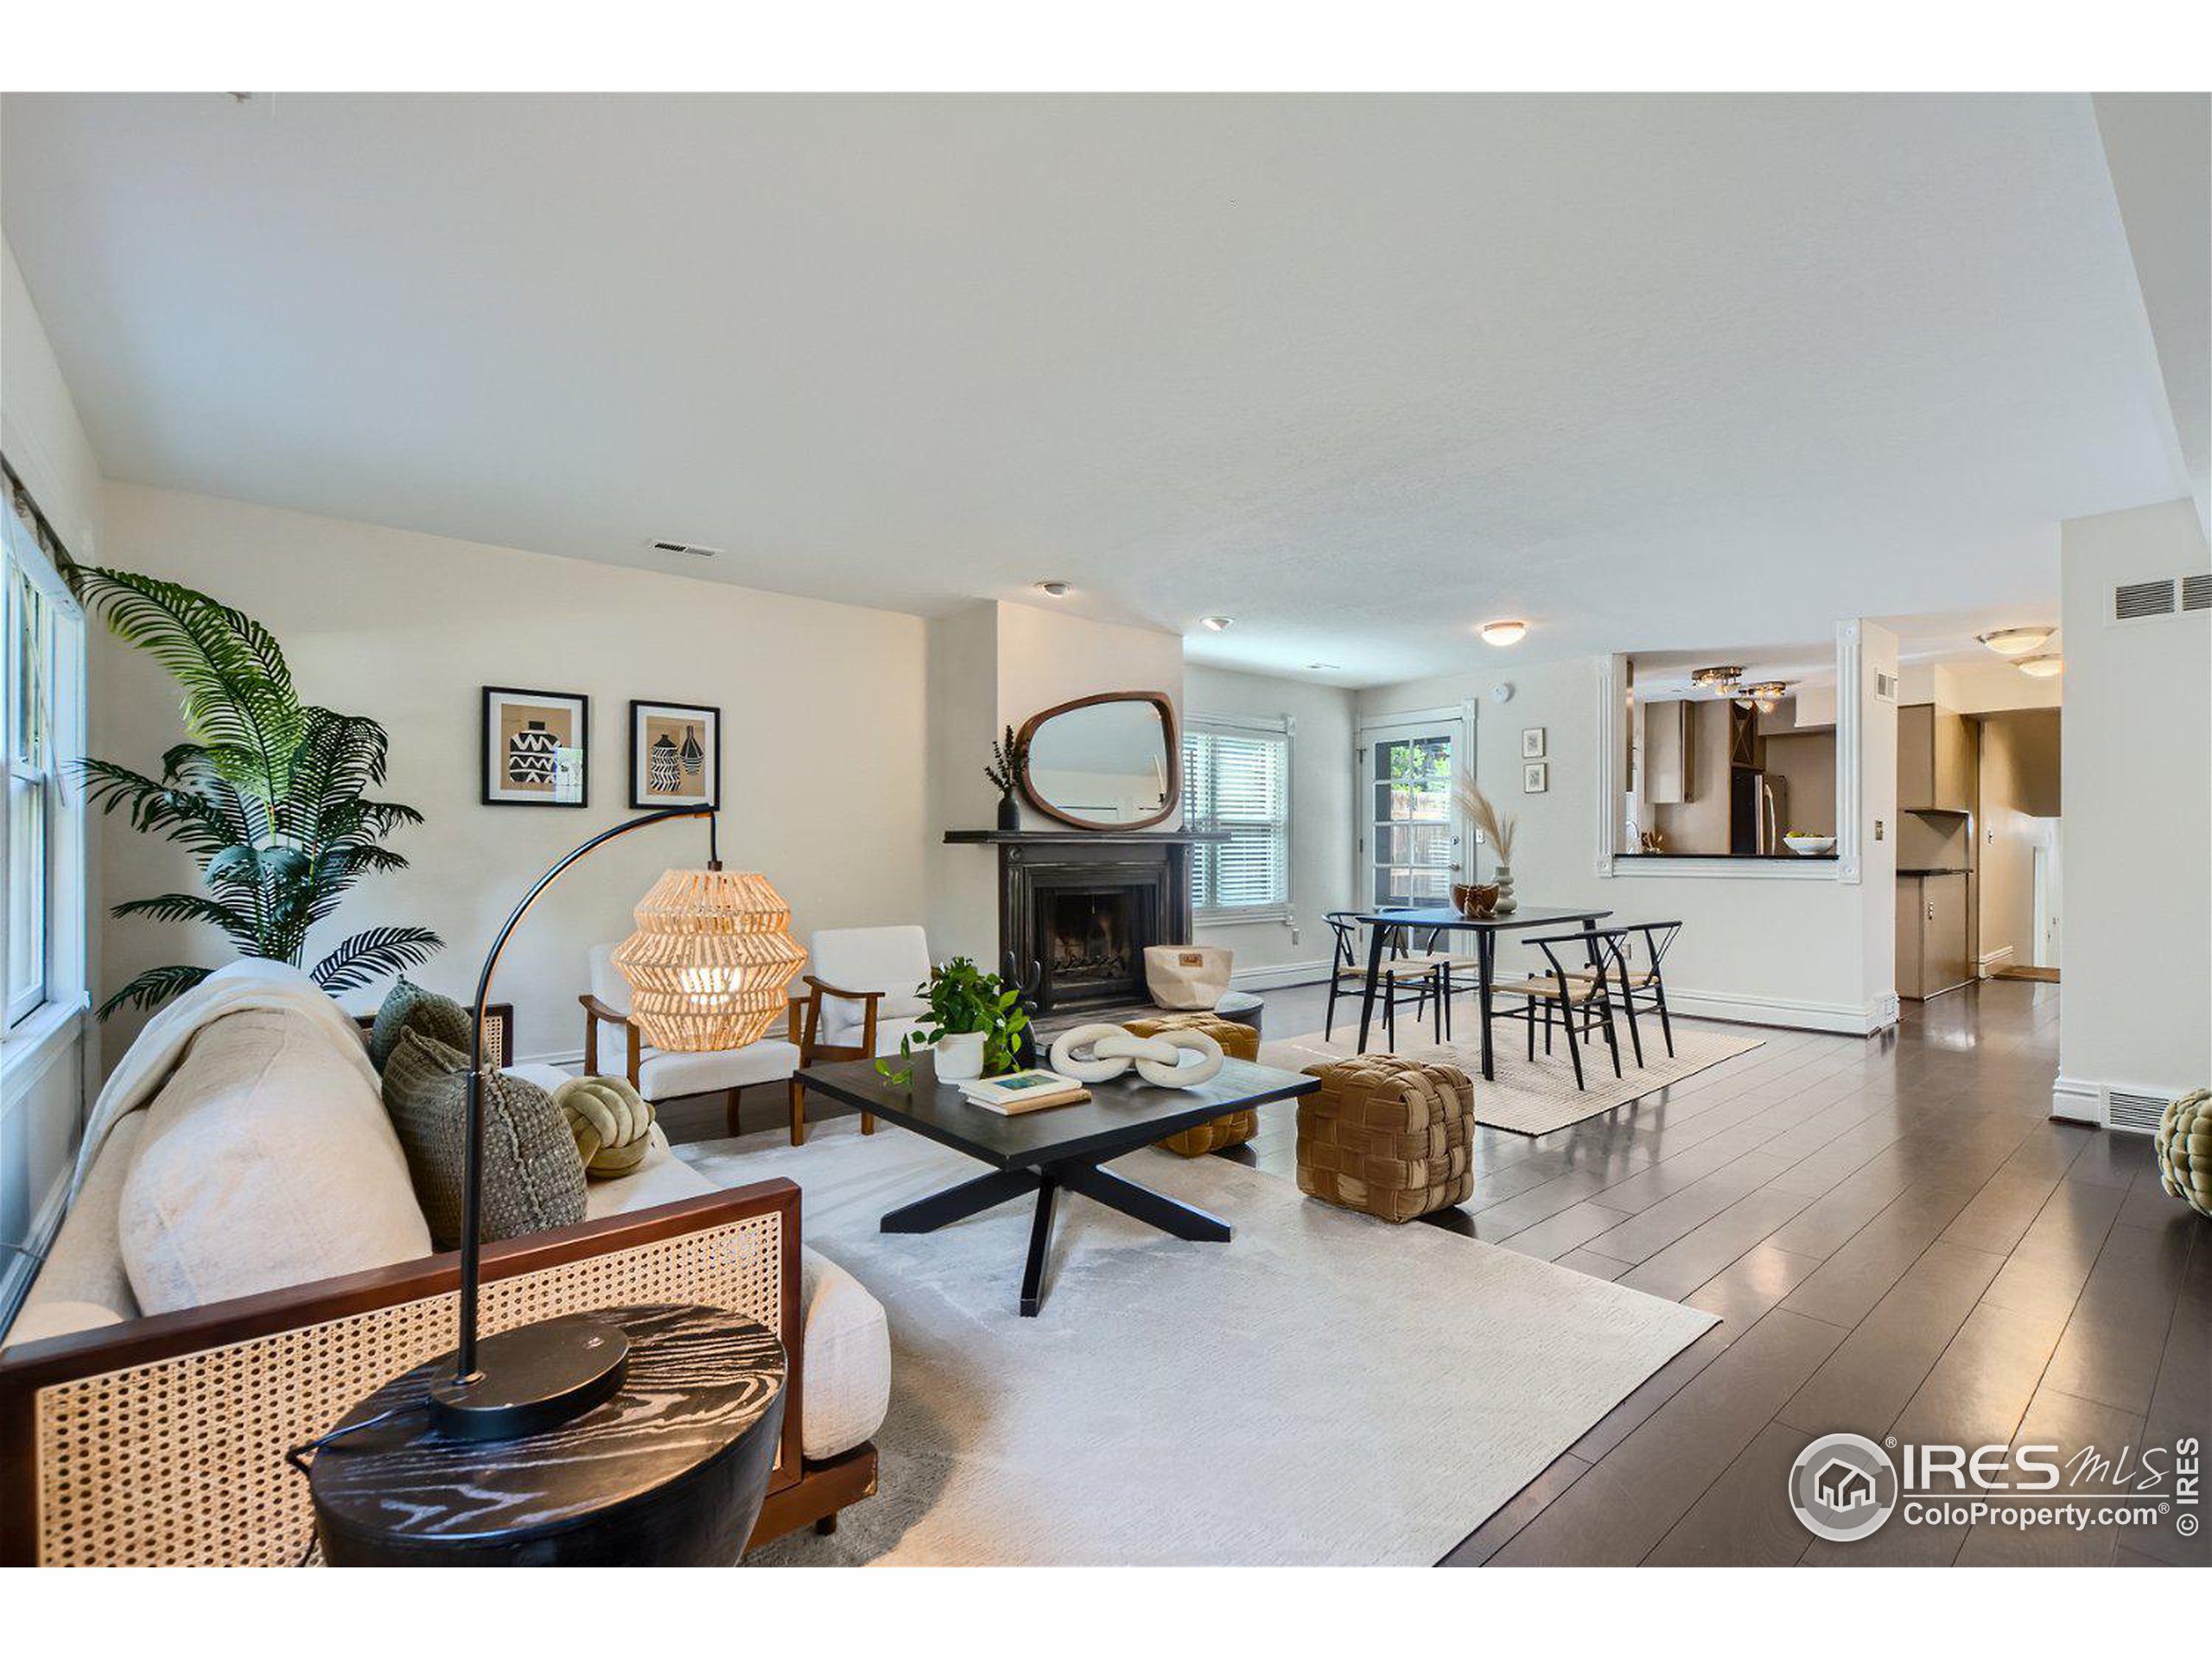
[796,1052,1319,1315]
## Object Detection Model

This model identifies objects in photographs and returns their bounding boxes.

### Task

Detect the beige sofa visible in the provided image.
[0,997,889,1567]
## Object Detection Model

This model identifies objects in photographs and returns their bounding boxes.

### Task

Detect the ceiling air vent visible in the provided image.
[2113,577,2176,622]
[2106,1088,2168,1135]
[2183,572,2211,613]
[647,537,724,559]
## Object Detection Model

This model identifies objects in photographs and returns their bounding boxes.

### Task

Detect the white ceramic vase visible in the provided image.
[934,1030,986,1083]
[1492,861,1517,915]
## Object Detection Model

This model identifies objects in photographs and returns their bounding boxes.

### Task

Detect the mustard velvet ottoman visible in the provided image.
[1123,1013,1262,1157]
[1295,1053,1475,1223]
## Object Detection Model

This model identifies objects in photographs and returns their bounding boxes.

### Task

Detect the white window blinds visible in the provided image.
[1183,717,1291,918]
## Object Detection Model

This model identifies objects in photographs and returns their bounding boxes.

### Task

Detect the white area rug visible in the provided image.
[1262,1021,1764,1136]
[684,1117,1714,1565]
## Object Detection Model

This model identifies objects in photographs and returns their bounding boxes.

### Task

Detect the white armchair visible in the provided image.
[790,925,934,1144]
[580,942,801,1137]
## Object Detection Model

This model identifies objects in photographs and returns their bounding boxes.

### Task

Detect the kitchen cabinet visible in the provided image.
[1897,871,1971,1000]
[1897,703,1976,814]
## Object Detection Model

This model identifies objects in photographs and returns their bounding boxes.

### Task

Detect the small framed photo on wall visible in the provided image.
[1521,726,1547,760]
[483,687,588,807]
[1522,761,1548,794]
[630,700,721,810]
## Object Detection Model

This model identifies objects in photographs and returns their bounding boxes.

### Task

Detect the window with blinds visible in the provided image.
[1183,719,1291,919]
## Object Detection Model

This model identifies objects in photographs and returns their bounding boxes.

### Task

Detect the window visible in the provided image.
[1183,716,1292,920]
[3,471,80,1030]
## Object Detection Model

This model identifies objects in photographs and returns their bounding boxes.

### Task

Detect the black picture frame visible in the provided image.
[481,686,590,808]
[629,699,721,810]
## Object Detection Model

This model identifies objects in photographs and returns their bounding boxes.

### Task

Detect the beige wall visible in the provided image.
[93,484,930,1066]
[1649,698,1732,853]
[1184,664,1356,982]
[1764,730,1837,837]
[2056,499,2210,1119]
[1975,709,2060,972]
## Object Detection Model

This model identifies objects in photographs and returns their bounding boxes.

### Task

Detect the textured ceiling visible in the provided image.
[0,92,2190,684]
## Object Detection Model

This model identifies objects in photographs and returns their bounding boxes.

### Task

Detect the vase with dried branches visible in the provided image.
[982,725,1027,832]
[1457,779,1518,915]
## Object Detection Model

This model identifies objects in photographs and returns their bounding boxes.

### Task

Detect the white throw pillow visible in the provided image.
[119,1007,433,1314]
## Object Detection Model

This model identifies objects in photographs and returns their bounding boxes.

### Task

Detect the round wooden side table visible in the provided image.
[309,1304,785,1567]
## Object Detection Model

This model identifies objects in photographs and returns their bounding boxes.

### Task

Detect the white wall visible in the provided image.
[2,237,105,1324]
[1974,709,2060,973]
[93,484,930,1067]
[1184,664,1355,984]
[1358,626,1898,1034]
[2055,499,2211,1121]
[1897,658,2062,715]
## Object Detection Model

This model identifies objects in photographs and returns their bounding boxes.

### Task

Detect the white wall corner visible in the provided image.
[1592,655,1620,879]
[2050,1075,2102,1125]
[1976,945,2015,977]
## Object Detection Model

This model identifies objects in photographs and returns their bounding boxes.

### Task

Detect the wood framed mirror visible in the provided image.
[1014,691,1181,831]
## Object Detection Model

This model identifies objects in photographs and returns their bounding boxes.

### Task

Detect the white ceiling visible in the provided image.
[0,92,2194,686]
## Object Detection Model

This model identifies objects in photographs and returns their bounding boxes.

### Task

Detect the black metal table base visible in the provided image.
[880,1156,1232,1317]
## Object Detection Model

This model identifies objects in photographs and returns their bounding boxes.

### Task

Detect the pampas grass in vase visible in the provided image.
[1457,779,1519,915]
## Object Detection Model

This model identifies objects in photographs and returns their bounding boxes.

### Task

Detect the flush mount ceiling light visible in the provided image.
[1034,580,1071,597]
[1479,620,1528,646]
[1199,615,1234,632]
[1741,681,1790,715]
[1977,626,2052,658]
[1690,665,1746,694]
[2016,654,2065,678]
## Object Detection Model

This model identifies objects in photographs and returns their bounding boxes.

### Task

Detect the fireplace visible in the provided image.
[1035,883,1154,1008]
[950,830,1210,1015]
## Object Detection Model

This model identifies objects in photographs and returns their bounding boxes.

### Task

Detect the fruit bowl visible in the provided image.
[1783,835,1836,857]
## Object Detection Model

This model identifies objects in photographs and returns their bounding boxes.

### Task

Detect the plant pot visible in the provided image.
[934,1030,987,1083]
[995,793,1020,833]
[1492,861,1517,915]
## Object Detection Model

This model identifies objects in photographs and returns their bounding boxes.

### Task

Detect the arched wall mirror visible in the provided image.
[1015,691,1180,831]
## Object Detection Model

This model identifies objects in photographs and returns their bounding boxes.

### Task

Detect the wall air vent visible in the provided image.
[2183,572,2211,613]
[647,537,724,559]
[2105,1088,2169,1135]
[2113,577,2177,621]
[1874,671,1898,702]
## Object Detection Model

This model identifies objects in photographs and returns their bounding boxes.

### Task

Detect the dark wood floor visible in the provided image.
[671,976,2208,1567]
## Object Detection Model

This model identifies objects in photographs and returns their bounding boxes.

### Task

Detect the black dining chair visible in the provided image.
[1323,912,1447,1047]
[1410,925,1489,1042]
[1560,920,1681,1065]
[1489,928,1631,1091]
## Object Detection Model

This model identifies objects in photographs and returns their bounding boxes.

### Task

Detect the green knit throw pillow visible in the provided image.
[368,977,473,1072]
[380,1028,586,1249]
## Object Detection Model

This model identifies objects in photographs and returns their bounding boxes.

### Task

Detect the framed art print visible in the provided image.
[1521,726,1547,760]
[483,686,588,806]
[1522,760,1548,794]
[630,700,721,809]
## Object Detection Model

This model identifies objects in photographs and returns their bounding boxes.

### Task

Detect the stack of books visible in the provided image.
[962,1068,1090,1115]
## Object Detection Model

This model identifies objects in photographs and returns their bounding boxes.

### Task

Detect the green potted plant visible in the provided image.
[882,956,1029,1084]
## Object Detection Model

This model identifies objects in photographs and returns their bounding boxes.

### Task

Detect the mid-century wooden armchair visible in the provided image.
[579,944,802,1137]
[785,926,935,1144]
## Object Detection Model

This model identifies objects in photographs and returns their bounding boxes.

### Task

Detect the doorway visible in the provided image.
[1356,713,1466,909]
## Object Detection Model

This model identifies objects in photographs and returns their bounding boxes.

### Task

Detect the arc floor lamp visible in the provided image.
[428,804,804,1440]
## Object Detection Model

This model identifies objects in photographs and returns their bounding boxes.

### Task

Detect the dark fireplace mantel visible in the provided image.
[945,828,1223,1014]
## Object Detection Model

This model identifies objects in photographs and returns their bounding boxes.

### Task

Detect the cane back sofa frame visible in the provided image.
[0,1179,877,1566]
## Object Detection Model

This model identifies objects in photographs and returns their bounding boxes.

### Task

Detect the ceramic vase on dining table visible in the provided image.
[1492,862,1516,914]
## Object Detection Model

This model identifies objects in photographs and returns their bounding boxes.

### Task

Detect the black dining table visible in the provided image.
[1350,905,1612,1078]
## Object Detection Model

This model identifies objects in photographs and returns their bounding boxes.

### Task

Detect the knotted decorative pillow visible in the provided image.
[2155,1088,2211,1220]
[555,1074,657,1179]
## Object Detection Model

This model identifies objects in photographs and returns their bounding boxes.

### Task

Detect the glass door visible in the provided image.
[1359,718,1463,909]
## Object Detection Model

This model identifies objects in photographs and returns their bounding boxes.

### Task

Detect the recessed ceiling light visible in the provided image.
[1479,620,1528,646]
[1199,615,1234,632]
[2016,654,2064,678]
[1977,626,2052,658]
[1307,662,1341,671]
[1034,580,1071,598]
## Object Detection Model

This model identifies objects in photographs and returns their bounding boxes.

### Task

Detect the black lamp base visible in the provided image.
[426,1318,631,1442]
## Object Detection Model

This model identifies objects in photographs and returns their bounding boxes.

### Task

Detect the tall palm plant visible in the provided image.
[65,560,442,1016]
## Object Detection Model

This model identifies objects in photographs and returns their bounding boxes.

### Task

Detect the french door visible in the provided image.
[1357,715,1465,909]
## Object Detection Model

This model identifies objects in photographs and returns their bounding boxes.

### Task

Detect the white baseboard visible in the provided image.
[2050,1075,2102,1125]
[1977,945,2015,978]
[1662,986,1897,1037]
[1228,958,1333,992]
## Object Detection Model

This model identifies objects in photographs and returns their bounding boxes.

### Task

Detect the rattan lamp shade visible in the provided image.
[611,868,804,1052]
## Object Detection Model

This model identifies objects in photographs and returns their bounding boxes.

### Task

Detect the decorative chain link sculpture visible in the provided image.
[1047,1023,1225,1090]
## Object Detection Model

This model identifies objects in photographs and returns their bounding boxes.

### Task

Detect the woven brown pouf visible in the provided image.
[1296,1053,1474,1223]
[1125,1014,1262,1156]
